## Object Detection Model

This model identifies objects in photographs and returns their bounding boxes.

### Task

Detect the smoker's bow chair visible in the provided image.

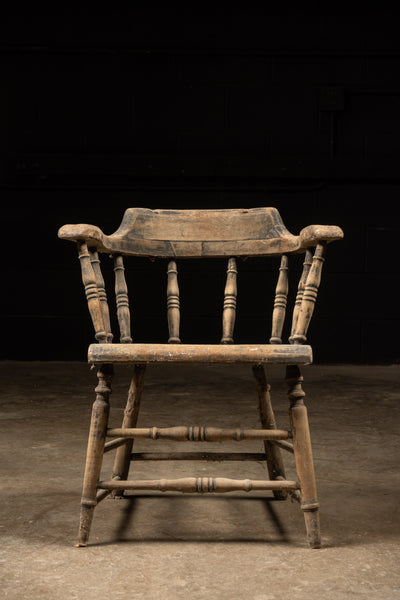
[58,207,343,548]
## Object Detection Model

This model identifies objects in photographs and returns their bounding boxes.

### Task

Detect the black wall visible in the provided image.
[1,13,400,363]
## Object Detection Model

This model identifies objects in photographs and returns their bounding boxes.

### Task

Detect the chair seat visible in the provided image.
[88,343,313,365]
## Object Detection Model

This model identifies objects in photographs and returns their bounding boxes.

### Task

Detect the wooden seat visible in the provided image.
[58,207,343,548]
[87,343,313,364]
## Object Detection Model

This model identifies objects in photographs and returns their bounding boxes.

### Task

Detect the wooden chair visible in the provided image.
[58,207,343,548]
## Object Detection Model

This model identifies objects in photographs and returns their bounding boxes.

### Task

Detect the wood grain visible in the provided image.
[270,254,289,344]
[88,342,313,364]
[114,254,132,343]
[167,260,181,343]
[221,257,238,344]
[106,425,291,442]
[77,242,109,343]
[291,243,326,344]
[59,207,343,258]
[98,477,300,493]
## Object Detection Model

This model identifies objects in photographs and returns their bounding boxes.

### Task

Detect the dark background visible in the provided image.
[1,12,399,363]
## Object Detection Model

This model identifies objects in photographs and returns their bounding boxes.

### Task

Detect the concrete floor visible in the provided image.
[1,361,399,599]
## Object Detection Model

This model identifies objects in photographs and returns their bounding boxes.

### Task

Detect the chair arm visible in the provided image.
[58,224,108,250]
[299,225,343,248]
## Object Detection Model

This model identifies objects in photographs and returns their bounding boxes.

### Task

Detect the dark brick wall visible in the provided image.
[1,14,400,362]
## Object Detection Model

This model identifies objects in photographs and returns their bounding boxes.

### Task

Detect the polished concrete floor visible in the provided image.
[1,361,399,599]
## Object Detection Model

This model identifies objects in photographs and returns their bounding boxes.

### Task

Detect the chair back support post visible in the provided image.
[221,257,238,344]
[113,254,132,343]
[77,242,112,343]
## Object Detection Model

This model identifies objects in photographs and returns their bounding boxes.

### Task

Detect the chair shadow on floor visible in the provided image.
[94,494,293,546]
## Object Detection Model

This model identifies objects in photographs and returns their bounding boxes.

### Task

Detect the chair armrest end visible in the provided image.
[299,225,343,247]
[58,224,107,249]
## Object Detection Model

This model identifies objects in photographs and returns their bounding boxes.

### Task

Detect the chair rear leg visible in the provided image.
[252,365,287,500]
[111,364,146,495]
[76,364,113,547]
[286,365,321,548]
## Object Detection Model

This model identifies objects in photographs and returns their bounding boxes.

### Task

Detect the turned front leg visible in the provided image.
[286,365,321,548]
[77,364,113,547]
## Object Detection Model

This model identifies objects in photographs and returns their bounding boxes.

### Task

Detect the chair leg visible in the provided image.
[76,364,113,547]
[252,365,287,500]
[111,364,146,495]
[286,365,321,549]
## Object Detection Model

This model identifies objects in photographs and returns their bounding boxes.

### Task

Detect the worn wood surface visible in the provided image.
[221,257,238,344]
[113,255,132,343]
[98,477,301,493]
[58,207,343,258]
[111,364,146,495]
[77,242,110,343]
[88,342,313,364]
[89,249,113,342]
[290,249,313,343]
[253,364,287,500]
[106,425,291,441]
[291,243,326,345]
[270,254,289,344]
[77,364,113,547]
[167,260,181,343]
[286,364,321,548]
[104,437,130,453]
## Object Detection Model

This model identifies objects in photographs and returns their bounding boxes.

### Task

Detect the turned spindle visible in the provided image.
[289,249,313,344]
[114,254,132,343]
[77,242,109,343]
[291,243,326,345]
[98,476,299,494]
[221,257,237,344]
[270,254,289,344]
[167,260,181,343]
[89,249,113,343]
[106,425,290,442]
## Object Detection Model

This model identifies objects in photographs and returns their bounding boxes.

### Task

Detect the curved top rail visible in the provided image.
[58,207,343,258]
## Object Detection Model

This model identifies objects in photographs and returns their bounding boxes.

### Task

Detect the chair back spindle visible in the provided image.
[221,257,238,344]
[167,260,181,343]
[114,255,132,343]
[291,243,326,344]
[270,255,289,344]
[77,242,112,343]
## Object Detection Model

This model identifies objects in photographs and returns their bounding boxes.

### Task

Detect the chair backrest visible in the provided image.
[58,207,343,347]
